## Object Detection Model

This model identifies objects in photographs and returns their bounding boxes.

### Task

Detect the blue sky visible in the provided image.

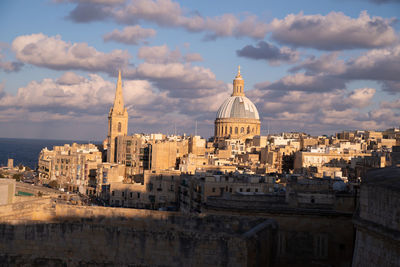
[0,0,399,140]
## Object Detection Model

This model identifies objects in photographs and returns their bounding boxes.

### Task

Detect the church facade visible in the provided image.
[107,70,128,163]
[214,67,260,141]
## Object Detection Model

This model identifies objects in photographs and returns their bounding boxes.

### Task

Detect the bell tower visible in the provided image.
[107,70,128,163]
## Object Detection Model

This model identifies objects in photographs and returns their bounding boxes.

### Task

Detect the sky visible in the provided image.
[0,0,399,141]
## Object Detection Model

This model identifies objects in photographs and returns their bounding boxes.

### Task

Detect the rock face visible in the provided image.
[352,167,400,267]
[0,199,277,266]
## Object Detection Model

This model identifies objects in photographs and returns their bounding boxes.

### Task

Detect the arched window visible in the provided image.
[252,127,255,133]
[225,126,227,135]
[240,127,244,133]
[118,122,122,132]
[247,126,250,134]
[230,127,232,134]
[235,127,238,134]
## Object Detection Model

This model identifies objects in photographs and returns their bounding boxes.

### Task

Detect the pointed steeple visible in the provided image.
[113,70,125,114]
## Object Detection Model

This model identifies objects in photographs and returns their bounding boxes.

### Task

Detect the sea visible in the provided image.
[0,138,100,169]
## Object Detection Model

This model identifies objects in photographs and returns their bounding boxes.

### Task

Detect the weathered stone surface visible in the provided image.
[352,166,400,267]
[0,200,277,266]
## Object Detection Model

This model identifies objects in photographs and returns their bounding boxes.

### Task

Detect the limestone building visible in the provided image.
[107,70,128,163]
[214,66,260,142]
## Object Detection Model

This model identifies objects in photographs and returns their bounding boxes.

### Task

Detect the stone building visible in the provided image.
[179,172,276,213]
[109,170,181,209]
[214,66,260,143]
[106,70,128,163]
[38,143,102,193]
[7,159,13,169]
[0,179,15,205]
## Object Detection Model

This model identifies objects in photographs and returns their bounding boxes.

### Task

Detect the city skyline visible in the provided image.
[0,0,399,141]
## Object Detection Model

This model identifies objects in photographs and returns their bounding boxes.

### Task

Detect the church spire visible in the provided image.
[113,70,124,114]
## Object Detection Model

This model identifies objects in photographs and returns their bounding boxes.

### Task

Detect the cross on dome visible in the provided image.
[236,65,242,78]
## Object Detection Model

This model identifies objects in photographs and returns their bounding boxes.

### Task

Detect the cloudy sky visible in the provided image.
[0,0,399,141]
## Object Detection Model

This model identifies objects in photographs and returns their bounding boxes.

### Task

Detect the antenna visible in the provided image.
[174,123,177,136]
[267,120,270,136]
[195,121,198,136]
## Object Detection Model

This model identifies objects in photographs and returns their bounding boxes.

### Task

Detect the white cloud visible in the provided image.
[289,52,346,75]
[103,25,156,45]
[12,33,131,75]
[57,71,86,85]
[269,11,397,50]
[245,87,390,134]
[137,44,181,63]
[64,0,269,40]
[343,44,400,82]
[289,45,400,93]
[265,73,345,92]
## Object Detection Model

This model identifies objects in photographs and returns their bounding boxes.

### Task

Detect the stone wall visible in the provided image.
[0,201,277,266]
[206,200,354,267]
[352,167,400,267]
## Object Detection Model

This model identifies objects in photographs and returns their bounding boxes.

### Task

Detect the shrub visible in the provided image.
[12,173,23,181]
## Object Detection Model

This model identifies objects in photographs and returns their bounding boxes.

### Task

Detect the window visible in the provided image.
[118,122,122,132]
[240,188,243,192]
[252,127,255,133]
[240,127,244,133]
[212,188,216,192]
[230,127,232,134]
[137,192,140,199]
[314,234,328,258]
[246,188,250,192]
[229,188,232,193]
[247,126,250,134]
[122,191,124,197]
[277,233,286,256]
[235,127,238,134]
[255,188,258,192]
[130,192,133,198]
[112,191,115,196]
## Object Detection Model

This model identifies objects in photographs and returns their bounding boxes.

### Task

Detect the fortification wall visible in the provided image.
[352,227,400,267]
[352,167,400,267]
[359,182,400,232]
[206,206,354,267]
[0,202,277,266]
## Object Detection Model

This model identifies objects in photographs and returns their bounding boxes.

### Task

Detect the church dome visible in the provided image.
[216,96,260,120]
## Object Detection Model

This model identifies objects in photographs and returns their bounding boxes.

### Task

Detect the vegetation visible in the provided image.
[12,173,23,181]
[37,191,43,197]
